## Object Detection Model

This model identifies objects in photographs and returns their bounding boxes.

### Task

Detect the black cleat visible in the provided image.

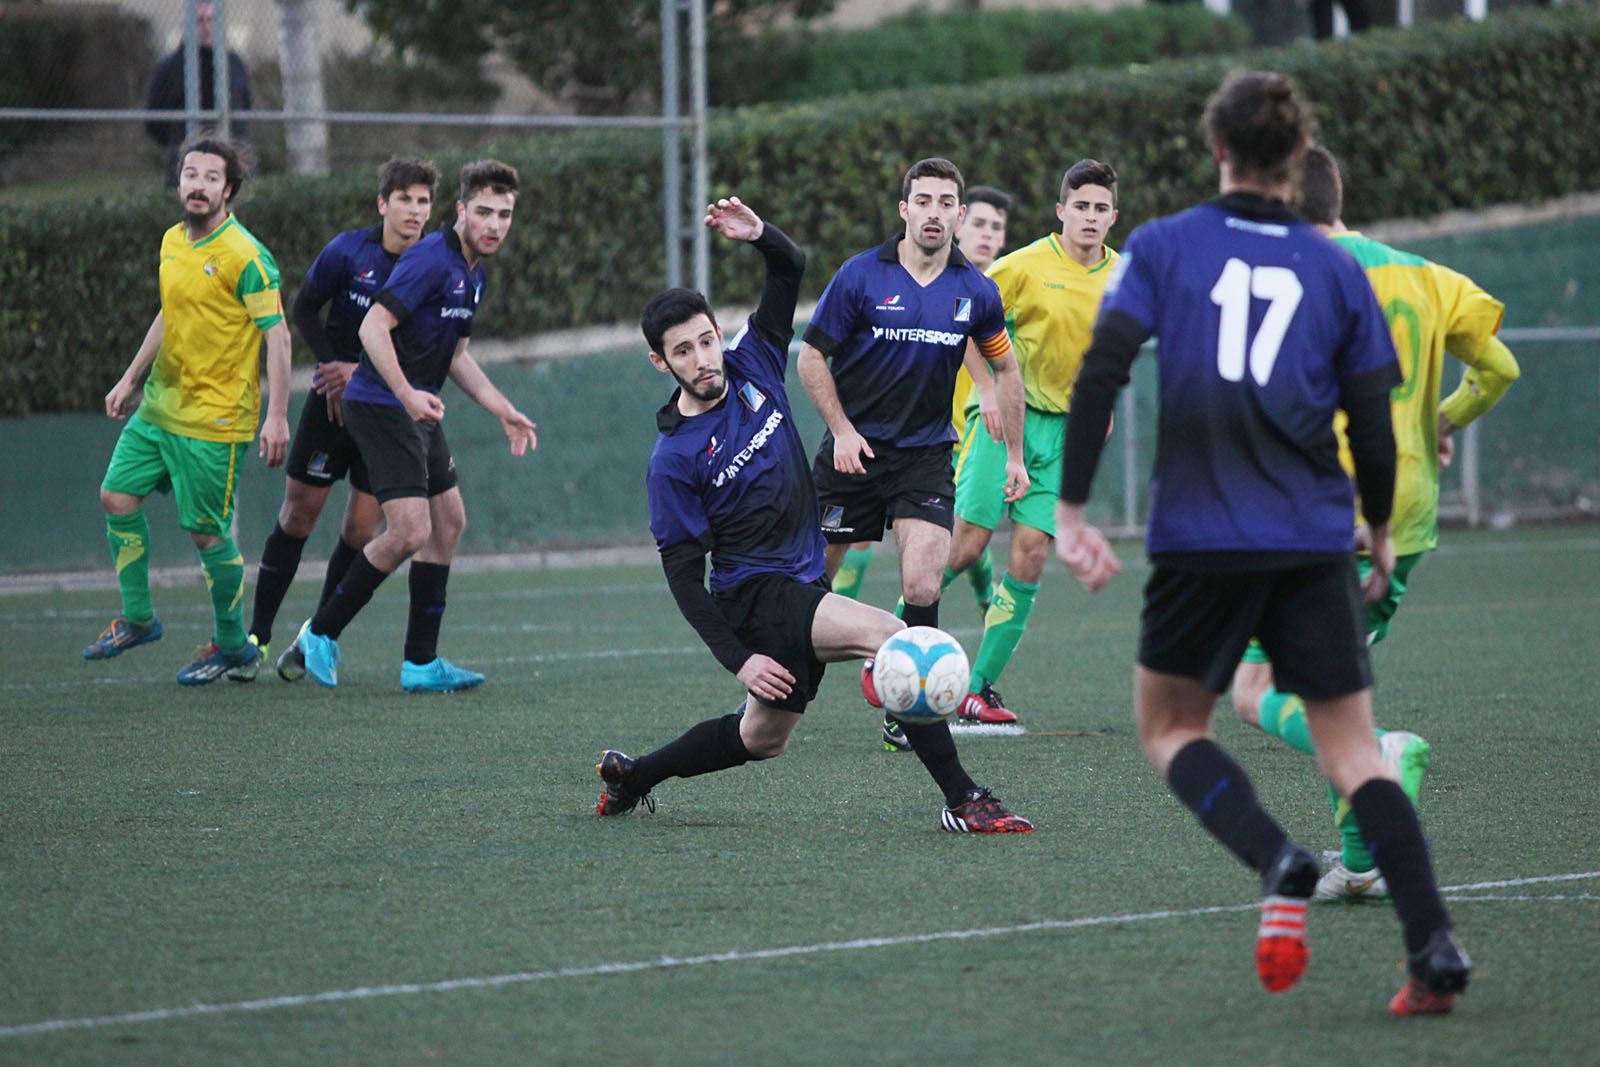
[882,712,912,752]
[595,750,655,816]
[1391,929,1471,1015]
[1262,841,1320,897]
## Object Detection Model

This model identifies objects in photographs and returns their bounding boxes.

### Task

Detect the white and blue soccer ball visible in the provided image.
[873,626,969,724]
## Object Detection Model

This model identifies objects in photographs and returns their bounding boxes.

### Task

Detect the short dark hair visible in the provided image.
[379,157,440,201]
[965,185,1012,214]
[177,134,247,202]
[1296,143,1344,226]
[1200,70,1315,187]
[459,158,519,204]
[901,157,964,202]
[640,287,719,357]
[1060,159,1118,206]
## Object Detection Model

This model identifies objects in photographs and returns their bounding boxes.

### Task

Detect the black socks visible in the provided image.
[1167,739,1290,875]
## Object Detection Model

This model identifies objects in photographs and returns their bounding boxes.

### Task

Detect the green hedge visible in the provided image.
[709,4,1250,106]
[4,6,1599,415]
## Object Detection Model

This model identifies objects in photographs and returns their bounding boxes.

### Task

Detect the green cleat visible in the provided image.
[226,635,267,682]
[1381,730,1431,806]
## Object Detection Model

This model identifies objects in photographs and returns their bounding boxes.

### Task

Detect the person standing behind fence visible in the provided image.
[145,1,252,187]
[1053,70,1471,1014]
[86,136,290,685]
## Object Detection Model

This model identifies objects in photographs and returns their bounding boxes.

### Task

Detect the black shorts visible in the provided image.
[284,387,371,494]
[1138,554,1373,699]
[714,572,829,713]
[342,399,459,504]
[812,441,955,544]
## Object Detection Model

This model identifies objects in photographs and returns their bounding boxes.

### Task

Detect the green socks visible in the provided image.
[831,545,873,600]
[1258,685,1385,873]
[1257,688,1316,755]
[199,537,247,650]
[105,510,154,624]
[967,547,995,610]
[969,573,1039,691]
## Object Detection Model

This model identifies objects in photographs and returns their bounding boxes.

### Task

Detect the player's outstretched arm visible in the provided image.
[106,312,165,419]
[258,321,292,467]
[448,345,537,457]
[985,346,1030,501]
[707,198,806,347]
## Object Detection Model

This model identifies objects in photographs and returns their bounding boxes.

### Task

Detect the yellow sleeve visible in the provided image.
[1442,335,1520,428]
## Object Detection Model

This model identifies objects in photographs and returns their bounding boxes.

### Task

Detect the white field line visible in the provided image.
[2,870,1595,1041]
[4,534,1596,598]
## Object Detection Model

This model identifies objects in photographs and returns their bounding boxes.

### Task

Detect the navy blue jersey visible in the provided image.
[297,225,398,363]
[802,237,1006,448]
[346,226,485,406]
[648,316,826,594]
[1101,196,1400,555]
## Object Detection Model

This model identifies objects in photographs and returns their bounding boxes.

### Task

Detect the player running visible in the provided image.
[1055,71,1470,1014]
[1230,143,1520,901]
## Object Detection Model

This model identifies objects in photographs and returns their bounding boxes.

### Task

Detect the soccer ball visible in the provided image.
[872,626,969,724]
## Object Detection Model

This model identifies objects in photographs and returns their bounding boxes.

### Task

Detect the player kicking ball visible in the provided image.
[595,197,1031,833]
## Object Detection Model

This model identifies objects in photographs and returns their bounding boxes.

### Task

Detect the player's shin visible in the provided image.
[198,537,247,649]
[249,522,308,645]
[969,573,1038,691]
[404,561,449,665]
[106,510,154,623]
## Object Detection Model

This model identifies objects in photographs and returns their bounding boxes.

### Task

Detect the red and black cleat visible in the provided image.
[940,787,1033,833]
[595,750,655,816]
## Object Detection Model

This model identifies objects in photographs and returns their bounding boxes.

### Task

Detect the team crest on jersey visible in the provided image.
[953,297,972,323]
[354,269,377,285]
[706,434,724,458]
[875,293,905,311]
[453,279,466,294]
[820,505,845,531]
[738,382,766,412]
[203,258,219,277]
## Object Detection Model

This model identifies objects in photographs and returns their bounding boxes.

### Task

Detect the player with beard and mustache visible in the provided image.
[87,136,290,685]
[797,157,1030,760]
[281,160,538,693]
[594,197,1031,833]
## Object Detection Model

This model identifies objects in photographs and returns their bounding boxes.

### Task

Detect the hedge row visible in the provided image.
[4,6,1598,415]
[709,4,1250,106]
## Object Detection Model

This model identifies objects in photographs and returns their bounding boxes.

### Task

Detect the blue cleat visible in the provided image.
[83,614,163,660]
[401,657,485,693]
[177,640,261,686]
[297,622,340,688]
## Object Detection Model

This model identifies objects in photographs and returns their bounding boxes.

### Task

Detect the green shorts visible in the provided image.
[101,413,246,535]
[1358,551,1421,646]
[1241,550,1423,662]
[953,406,1064,536]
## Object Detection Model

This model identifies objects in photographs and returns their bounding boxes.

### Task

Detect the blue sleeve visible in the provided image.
[1098,224,1160,333]
[723,322,787,390]
[1336,261,1402,384]
[301,236,347,305]
[376,251,446,322]
[971,274,1006,343]
[801,259,862,356]
[647,456,712,552]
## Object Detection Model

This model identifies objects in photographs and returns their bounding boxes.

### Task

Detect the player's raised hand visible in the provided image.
[1055,502,1121,593]
[501,408,538,457]
[831,428,875,475]
[704,196,764,243]
[737,653,795,703]
[1002,457,1031,503]
[259,413,290,467]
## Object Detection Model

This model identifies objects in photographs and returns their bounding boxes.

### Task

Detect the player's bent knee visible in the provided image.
[746,734,788,760]
[100,489,139,515]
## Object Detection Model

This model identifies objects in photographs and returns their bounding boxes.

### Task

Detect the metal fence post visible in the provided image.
[214,0,231,138]
[661,0,683,289]
[183,0,201,140]
[689,0,711,302]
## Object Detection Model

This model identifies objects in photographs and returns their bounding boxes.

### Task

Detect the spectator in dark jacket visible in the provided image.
[146,1,252,186]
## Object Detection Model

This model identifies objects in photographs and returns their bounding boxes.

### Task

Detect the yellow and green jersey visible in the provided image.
[1332,231,1508,555]
[982,234,1118,414]
[139,214,284,443]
